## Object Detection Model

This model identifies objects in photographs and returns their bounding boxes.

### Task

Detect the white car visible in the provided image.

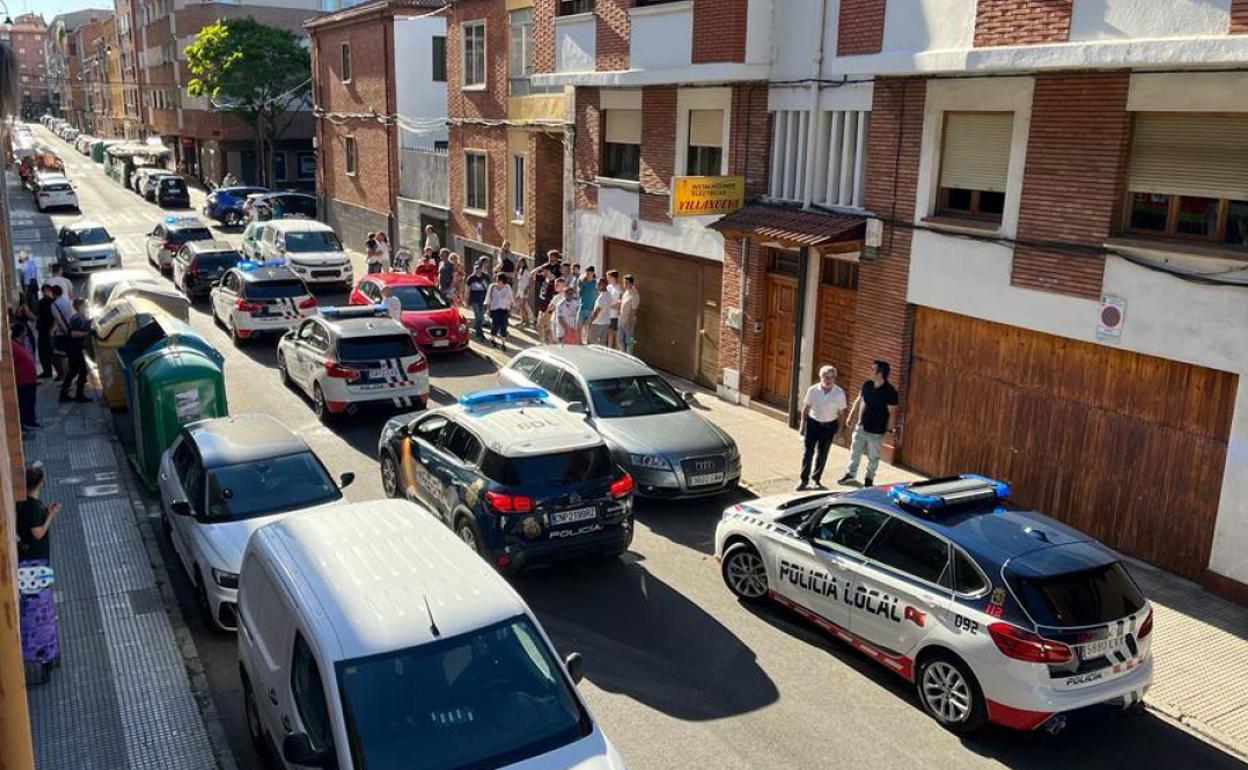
[157,414,351,631]
[238,498,626,770]
[278,307,429,421]
[252,219,353,286]
[715,475,1153,733]
[33,175,78,211]
[86,268,160,317]
[211,264,318,344]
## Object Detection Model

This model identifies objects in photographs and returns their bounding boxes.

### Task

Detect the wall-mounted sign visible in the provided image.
[1097,294,1126,342]
[671,175,745,218]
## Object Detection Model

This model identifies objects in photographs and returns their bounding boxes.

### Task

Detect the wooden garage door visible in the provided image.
[905,309,1237,580]
[605,240,722,385]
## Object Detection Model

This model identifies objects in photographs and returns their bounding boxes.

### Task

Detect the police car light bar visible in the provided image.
[162,214,199,225]
[459,387,549,410]
[319,304,389,319]
[889,474,1010,512]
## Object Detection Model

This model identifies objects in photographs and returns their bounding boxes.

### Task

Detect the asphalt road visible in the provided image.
[30,125,1245,770]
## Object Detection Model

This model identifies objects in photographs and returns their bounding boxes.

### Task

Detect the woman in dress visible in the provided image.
[513,258,533,328]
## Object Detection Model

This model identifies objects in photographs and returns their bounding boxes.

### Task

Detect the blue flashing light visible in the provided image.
[237,260,259,272]
[162,214,199,225]
[889,474,1011,512]
[459,387,548,410]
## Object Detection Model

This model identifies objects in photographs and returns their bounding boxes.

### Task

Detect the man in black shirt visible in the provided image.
[838,360,899,488]
[17,464,60,562]
[58,299,92,403]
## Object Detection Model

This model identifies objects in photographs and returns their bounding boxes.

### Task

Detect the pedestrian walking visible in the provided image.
[585,278,612,345]
[58,299,92,404]
[577,266,597,337]
[466,260,491,340]
[423,224,440,254]
[514,258,533,328]
[618,274,640,354]
[497,241,516,278]
[365,234,384,274]
[797,365,847,490]
[838,361,900,488]
[486,273,515,350]
[437,250,456,297]
[35,284,55,379]
[604,269,623,348]
[553,284,581,345]
[381,285,403,321]
[46,263,72,301]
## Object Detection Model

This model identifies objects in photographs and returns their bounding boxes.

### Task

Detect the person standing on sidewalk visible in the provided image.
[17,463,61,677]
[486,272,515,349]
[46,263,72,301]
[466,260,491,341]
[577,266,597,339]
[604,270,623,348]
[59,299,92,404]
[838,361,899,488]
[797,365,847,490]
[514,258,533,328]
[553,283,581,345]
[536,267,559,344]
[21,253,39,310]
[35,284,56,379]
[13,324,40,433]
[365,235,384,274]
[585,278,612,345]
[49,284,72,381]
[437,250,456,297]
[618,274,640,354]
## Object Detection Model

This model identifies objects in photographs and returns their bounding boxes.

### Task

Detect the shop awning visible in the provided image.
[711,204,865,250]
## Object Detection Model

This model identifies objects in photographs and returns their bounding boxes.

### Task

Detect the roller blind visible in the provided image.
[1129,114,1248,201]
[939,112,1013,193]
[689,109,724,147]
[604,109,642,145]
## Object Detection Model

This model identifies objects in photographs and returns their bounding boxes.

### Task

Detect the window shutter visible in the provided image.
[1129,114,1248,201]
[604,110,642,145]
[689,110,724,147]
[939,113,1013,193]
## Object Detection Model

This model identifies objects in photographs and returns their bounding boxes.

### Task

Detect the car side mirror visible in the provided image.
[339,472,355,489]
[282,733,334,768]
[171,501,192,517]
[682,391,696,404]
[564,651,584,684]
[566,401,586,414]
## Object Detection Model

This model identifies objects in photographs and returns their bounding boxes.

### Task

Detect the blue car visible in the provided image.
[377,387,636,573]
[203,186,268,226]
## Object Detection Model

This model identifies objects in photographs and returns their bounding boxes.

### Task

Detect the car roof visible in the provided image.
[185,413,310,468]
[63,220,106,232]
[185,239,239,254]
[321,316,411,339]
[363,273,436,287]
[264,218,333,233]
[255,499,528,661]
[440,399,603,458]
[520,345,652,380]
[163,217,209,230]
[236,265,300,283]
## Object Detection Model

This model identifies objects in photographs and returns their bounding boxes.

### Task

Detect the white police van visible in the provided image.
[715,475,1153,733]
[237,499,627,770]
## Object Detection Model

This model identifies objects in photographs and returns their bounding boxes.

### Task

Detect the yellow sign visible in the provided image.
[671,175,745,218]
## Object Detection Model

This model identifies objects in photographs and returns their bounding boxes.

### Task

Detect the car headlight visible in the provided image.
[457,323,468,335]
[211,568,239,589]
[726,442,740,461]
[630,453,672,471]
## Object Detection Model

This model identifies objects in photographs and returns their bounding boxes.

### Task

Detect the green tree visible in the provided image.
[185,17,311,186]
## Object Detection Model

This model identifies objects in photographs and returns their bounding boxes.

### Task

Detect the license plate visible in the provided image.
[370,368,399,379]
[253,315,285,324]
[432,340,450,348]
[549,506,597,526]
[688,472,725,486]
[1079,635,1124,660]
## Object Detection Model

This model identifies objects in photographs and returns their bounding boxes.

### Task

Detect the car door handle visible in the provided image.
[268,688,279,705]
[281,715,292,734]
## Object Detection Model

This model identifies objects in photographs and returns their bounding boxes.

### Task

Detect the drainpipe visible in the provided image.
[787,245,811,427]
[802,0,829,209]
[737,236,749,402]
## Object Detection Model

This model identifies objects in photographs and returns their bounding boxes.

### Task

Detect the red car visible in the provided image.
[348,273,469,353]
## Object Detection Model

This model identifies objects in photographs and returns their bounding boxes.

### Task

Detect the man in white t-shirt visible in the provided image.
[604,269,623,348]
[797,364,848,490]
[585,278,612,345]
[381,285,403,321]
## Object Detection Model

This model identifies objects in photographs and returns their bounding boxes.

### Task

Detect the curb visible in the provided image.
[1144,702,1248,764]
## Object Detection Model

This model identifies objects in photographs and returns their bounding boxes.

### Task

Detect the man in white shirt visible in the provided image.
[585,278,612,345]
[604,269,623,348]
[797,365,848,490]
[423,225,440,254]
[553,285,580,344]
[381,285,403,321]
[46,264,73,302]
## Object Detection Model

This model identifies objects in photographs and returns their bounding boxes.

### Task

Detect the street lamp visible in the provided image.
[0,0,13,29]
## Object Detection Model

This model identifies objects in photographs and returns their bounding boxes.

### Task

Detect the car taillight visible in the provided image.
[186,258,199,278]
[988,623,1073,664]
[485,491,533,514]
[406,357,428,374]
[235,299,264,313]
[610,472,634,499]
[325,361,360,381]
[298,296,318,310]
[1137,608,1154,641]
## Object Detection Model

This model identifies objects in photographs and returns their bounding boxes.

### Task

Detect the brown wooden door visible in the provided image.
[698,264,723,388]
[761,274,797,405]
[905,308,1237,580]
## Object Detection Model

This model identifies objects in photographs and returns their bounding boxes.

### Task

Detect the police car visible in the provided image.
[715,475,1153,733]
[146,215,213,273]
[277,305,430,420]
[377,387,635,573]
[209,263,317,344]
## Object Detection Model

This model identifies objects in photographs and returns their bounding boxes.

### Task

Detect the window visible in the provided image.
[952,550,987,595]
[414,414,448,444]
[298,153,316,180]
[512,154,525,221]
[273,152,287,182]
[936,112,1013,225]
[345,136,357,176]
[462,21,486,89]
[810,505,888,554]
[464,151,487,211]
[291,634,334,753]
[431,35,446,82]
[820,258,859,289]
[509,355,540,378]
[550,370,588,405]
[442,425,483,465]
[559,0,593,14]
[340,42,351,82]
[864,520,951,586]
[601,109,641,182]
[508,9,539,96]
[528,361,560,391]
[686,109,724,176]
[1125,114,1248,249]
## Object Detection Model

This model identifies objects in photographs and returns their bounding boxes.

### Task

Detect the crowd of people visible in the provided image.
[363,226,642,355]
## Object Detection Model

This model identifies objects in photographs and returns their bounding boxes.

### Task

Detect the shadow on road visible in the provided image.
[632,486,755,557]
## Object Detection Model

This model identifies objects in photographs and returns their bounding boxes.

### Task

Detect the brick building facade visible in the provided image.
[9,13,50,117]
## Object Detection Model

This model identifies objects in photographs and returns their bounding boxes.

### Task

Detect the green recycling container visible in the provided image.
[128,345,229,490]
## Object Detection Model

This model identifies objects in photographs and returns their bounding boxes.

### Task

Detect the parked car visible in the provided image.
[145,215,214,273]
[32,174,78,212]
[244,191,317,221]
[209,264,318,344]
[349,273,469,354]
[142,170,176,201]
[155,175,191,208]
[172,240,243,299]
[251,219,352,287]
[157,413,351,630]
[86,268,160,317]
[202,185,267,226]
[131,166,165,194]
[238,498,625,770]
[240,221,265,261]
[56,221,120,276]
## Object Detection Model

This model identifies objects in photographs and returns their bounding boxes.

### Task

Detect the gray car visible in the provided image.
[56,221,121,276]
[499,345,741,498]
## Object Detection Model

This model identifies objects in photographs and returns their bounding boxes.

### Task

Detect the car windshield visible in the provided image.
[488,446,614,487]
[339,335,418,361]
[391,284,451,311]
[204,452,340,520]
[285,231,343,253]
[71,227,111,246]
[337,615,591,770]
[1007,562,1146,628]
[588,375,688,418]
[245,279,307,299]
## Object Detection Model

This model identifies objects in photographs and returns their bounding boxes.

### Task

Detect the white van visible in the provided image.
[253,219,353,287]
[237,499,625,770]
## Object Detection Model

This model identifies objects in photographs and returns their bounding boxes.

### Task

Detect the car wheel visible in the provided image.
[380,452,401,498]
[455,516,486,558]
[721,542,769,602]
[229,318,244,347]
[916,652,987,733]
[313,384,331,421]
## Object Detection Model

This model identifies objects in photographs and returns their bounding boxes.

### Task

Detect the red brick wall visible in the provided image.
[448,125,509,248]
[1233,0,1248,33]
[837,0,886,56]
[1011,72,1131,299]
[860,78,927,459]
[639,87,676,223]
[692,0,748,64]
[729,84,771,199]
[575,88,600,209]
[447,0,509,121]
[718,238,767,399]
[532,132,565,255]
[974,0,1072,47]
[596,0,630,71]
[532,0,557,72]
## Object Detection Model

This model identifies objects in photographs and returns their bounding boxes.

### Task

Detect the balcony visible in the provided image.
[554,11,595,74]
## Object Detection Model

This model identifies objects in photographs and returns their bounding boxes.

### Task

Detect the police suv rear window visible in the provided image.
[338,335,417,361]
[1008,562,1145,628]
[482,446,613,487]
[244,279,306,299]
